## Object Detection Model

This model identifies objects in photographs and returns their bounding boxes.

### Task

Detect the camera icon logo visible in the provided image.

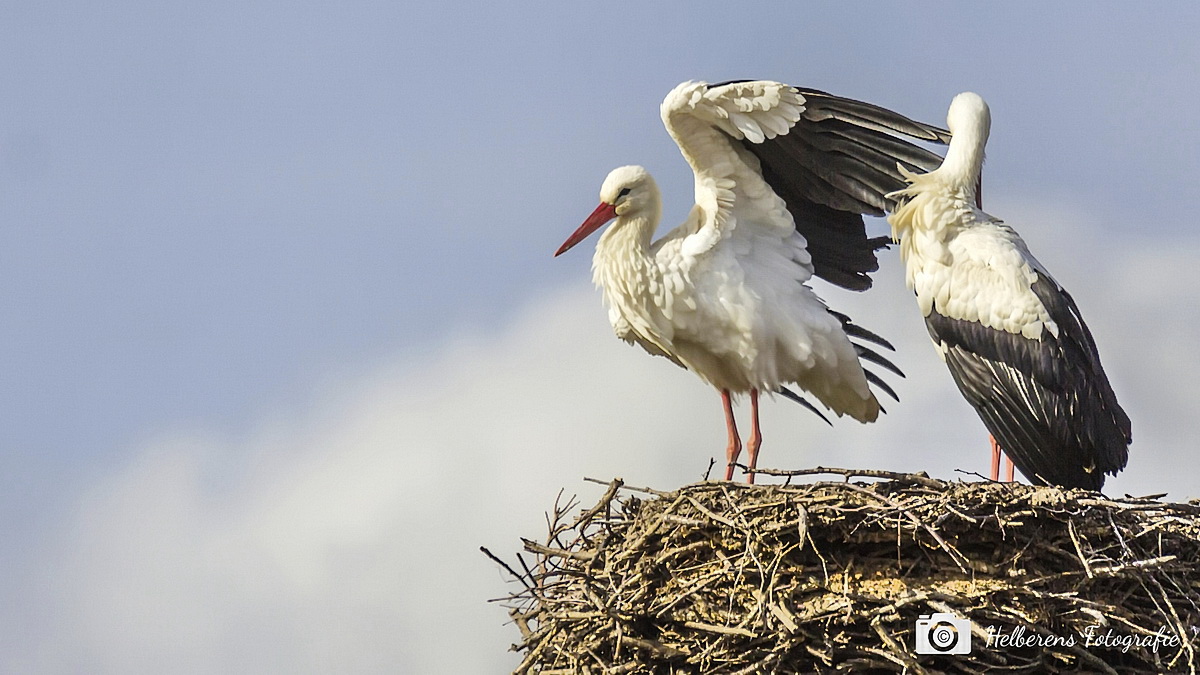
[915,612,972,655]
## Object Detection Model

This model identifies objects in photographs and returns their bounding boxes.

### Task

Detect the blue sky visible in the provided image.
[1,2,1198,672]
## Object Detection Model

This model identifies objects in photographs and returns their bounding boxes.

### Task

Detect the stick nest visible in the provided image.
[486,468,1200,674]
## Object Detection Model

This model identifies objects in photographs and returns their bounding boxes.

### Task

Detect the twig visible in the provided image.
[1068,518,1094,578]
[521,538,597,562]
[480,546,532,589]
[682,620,757,638]
[753,466,947,489]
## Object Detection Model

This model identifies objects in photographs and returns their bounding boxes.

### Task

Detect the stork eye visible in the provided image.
[617,187,631,199]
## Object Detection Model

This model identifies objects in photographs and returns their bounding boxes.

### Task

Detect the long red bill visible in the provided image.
[554,202,618,257]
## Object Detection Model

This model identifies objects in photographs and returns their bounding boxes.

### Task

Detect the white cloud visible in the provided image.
[7,207,1197,673]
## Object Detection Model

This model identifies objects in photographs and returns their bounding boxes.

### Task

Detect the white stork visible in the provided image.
[554,80,949,482]
[887,92,1131,490]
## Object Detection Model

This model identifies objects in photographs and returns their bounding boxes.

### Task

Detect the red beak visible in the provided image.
[554,202,618,257]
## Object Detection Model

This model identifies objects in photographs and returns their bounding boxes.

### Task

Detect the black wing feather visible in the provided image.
[926,274,1130,490]
[795,88,952,144]
[828,309,895,350]
[709,83,949,291]
[778,309,903,418]
[778,387,833,426]
[833,310,903,404]
[863,369,899,403]
[856,344,905,378]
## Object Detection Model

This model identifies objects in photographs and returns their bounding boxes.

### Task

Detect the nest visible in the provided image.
[485,468,1200,674]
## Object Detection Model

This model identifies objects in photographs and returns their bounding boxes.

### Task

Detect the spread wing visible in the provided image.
[660,80,949,290]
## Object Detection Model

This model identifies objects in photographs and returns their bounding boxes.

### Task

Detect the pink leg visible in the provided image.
[1004,456,1015,482]
[745,389,762,484]
[721,389,742,481]
[989,435,1001,481]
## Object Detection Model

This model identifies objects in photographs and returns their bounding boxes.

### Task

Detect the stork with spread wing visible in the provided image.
[556,80,949,482]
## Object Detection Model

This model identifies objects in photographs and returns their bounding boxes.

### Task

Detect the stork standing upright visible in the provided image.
[887,92,1131,490]
[555,80,949,482]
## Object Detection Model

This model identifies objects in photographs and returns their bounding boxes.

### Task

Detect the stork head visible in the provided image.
[946,92,991,142]
[937,93,992,195]
[554,165,659,256]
